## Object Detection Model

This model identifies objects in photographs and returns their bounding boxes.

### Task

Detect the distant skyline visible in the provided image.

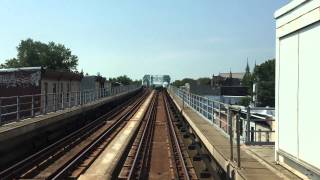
[0,0,288,80]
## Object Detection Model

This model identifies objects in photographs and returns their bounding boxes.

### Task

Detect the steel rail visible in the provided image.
[163,92,190,180]
[127,92,158,180]
[51,92,148,179]
[0,91,147,180]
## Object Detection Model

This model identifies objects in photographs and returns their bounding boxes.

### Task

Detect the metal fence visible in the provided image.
[0,85,140,126]
[168,86,275,146]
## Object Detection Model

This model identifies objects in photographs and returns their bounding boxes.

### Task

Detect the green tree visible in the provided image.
[253,59,275,107]
[109,75,133,85]
[172,78,195,87]
[0,58,21,68]
[1,38,78,71]
[197,77,211,86]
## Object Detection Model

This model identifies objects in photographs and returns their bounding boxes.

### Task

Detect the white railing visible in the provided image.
[168,85,275,145]
[0,85,140,126]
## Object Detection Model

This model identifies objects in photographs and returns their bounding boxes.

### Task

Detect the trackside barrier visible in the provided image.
[168,85,275,167]
[0,85,140,126]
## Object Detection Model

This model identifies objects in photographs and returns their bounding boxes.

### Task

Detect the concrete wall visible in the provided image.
[275,0,320,178]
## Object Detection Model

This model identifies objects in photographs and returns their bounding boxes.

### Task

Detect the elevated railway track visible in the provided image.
[0,89,216,180]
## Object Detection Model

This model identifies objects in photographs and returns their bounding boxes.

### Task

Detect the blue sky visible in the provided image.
[0,0,288,80]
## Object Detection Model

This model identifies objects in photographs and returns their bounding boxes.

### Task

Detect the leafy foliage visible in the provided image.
[1,38,78,71]
[172,77,211,87]
[253,59,275,107]
[172,78,195,87]
[197,77,211,86]
[109,75,134,85]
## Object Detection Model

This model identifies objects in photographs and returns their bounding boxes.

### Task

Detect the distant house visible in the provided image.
[0,67,83,116]
[0,67,83,97]
[80,75,109,92]
[80,75,110,101]
[180,71,248,105]
[211,72,245,87]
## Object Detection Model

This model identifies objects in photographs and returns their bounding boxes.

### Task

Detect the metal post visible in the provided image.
[45,94,48,114]
[31,96,35,117]
[75,92,78,106]
[219,104,222,128]
[69,92,71,108]
[182,91,185,109]
[53,94,56,111]
[207,98,209,119]
[246,106,251,143]
[228,107,233,161]
[212,101,215,123]
[236,110,241,167]
[16,96,20,120]
[61,92,64,109]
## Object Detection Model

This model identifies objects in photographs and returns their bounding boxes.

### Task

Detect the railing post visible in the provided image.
[182,91,185,109]
[228,107,233,161]
[75,92,78,106]
[236,109,241,167]
[53,94,56,111]
[212,101,215,123]
[31,95,35,117]
[207,98,209,119]
[219,104,222,128]
[16,96,20,120]
[61,92,64,110]
[246,106,251,144]
[69,92,71,108]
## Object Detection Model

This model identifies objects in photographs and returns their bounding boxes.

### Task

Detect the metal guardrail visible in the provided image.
[0,85,140,126]
[168,86,275,146]
[168,85,275,168]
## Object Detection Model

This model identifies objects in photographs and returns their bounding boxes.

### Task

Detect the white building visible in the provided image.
[275,0,320,179]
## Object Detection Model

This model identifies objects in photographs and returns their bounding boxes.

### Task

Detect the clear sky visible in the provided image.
[0,0,288,80]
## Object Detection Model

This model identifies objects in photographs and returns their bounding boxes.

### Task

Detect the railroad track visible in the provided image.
[117,90,198,180]
[0,90,149,180]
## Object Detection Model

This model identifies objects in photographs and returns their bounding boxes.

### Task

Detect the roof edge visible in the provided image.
[274,0,308,19]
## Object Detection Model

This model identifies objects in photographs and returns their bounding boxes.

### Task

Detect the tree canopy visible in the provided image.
[253,59,275,107]
[172,78,195,87]
[1,38,78,71]
[109,75,137,85]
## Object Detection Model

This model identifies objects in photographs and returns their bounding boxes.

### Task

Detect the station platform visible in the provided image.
[168,91,301,180]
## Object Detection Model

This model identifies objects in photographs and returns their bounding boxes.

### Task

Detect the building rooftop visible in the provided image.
[218,72,245,79]
[0,67,42,72]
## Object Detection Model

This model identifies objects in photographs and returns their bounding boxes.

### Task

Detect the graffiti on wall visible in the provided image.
[0,71,41,88]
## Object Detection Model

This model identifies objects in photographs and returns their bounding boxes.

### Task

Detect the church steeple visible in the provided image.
[229,68,232,78]
[246,58,250,73]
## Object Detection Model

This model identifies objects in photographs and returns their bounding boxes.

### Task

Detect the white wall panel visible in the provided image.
[278,33,299,157]
[298,22,320,168]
